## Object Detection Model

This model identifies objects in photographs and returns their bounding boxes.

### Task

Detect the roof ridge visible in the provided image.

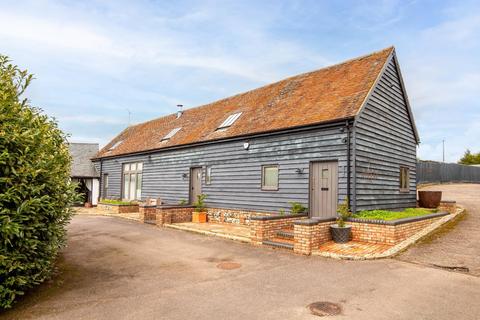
[132,46,395,127]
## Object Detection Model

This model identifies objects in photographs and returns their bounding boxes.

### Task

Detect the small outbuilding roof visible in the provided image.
[95,47,396,159]
[69,143,100,178]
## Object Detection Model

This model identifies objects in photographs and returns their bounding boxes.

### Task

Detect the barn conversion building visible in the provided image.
[69,143,100,206]
[92,47,419,218]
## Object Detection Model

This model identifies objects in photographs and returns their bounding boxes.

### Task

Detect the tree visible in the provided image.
[458,149,480,165]
[0,55,78,308]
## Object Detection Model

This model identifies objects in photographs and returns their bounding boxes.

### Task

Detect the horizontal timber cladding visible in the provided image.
[354,56,417,211]
[94,124,352,213]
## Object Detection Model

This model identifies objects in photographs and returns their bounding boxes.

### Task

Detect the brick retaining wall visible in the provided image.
[292,212,450,255]
[249,214,308,245]
[98,203,139,214]
[206,208,273,225]
[155,206,194,226]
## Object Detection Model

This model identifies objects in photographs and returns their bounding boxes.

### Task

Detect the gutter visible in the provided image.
[92,117,355,161]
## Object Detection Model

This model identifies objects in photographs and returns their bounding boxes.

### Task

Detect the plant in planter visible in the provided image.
[192,194,208,223]
[289,201,307,215]
[330,198,352,243]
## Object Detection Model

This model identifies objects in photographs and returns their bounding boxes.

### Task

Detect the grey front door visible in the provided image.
[310,161,338,218]
[190,167,202,204]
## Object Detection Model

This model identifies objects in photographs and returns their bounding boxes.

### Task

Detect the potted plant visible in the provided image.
[330,198,352,243]
[192,194,208,223]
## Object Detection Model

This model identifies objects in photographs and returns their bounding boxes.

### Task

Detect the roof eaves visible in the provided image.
[91,117,354,161]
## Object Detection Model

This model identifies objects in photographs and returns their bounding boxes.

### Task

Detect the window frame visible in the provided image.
[102,173,109,198]
[205,166,212,185]
[399,166,410,193]
[122,162,143,200]
[217,112,242,130]
[261,164,279,191]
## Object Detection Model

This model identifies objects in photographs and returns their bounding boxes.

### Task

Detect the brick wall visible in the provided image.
[438,201,456,214]
[293,219,334,255]
[206,208,272,225]
[249,214,308,245]
[350,217,442,244]
[98,203,139,214]
[292,213,448,255]
[155,206,194,226]
[139,205,157,223]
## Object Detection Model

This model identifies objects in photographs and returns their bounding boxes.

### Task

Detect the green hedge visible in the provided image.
[0,55,78,309]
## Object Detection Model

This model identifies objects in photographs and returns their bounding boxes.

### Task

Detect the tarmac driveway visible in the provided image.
[2,197,480,320]
[397,183,480,276]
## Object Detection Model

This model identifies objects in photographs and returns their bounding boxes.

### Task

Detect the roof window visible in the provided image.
[108,140,123,151]
[162,127,181,141]
[218,112,242,130]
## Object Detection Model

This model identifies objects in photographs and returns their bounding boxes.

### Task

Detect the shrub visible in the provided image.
[100,199,136,205]
[336,198,351,227]
[0,55,78,309]
[193,194,207,212]
[289,201,307,214]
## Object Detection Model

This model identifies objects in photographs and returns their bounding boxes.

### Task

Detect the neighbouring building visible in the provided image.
[92,47,419,218]
[69,143,100,206]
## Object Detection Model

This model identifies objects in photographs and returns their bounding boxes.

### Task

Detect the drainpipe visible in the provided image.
[345,120,351,210]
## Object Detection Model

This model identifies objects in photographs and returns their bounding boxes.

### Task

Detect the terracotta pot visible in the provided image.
[192,211,207,223]
[418,191,442,208]
[84,202,93,208]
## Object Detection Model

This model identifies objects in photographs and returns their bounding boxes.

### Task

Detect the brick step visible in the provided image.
[263,238,294,250]
[276,230,294,239]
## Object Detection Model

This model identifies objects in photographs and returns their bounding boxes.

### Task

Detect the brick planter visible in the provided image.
[292,212,451,255]
[155,205,194,226]
[348,212,450,244]
[98,202,139,214]
[206,208,273,225]
[139,204,157,223]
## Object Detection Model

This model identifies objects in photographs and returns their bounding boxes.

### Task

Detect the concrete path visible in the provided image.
[2,208,480,320]
[397,184,480,276]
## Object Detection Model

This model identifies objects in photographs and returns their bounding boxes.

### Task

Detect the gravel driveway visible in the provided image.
[397,183,480,276]
[2,188,480,319]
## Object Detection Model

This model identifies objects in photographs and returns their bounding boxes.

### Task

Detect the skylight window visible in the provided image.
[108,140,123,151]
[218,112,242,129]
[162,127,181,141]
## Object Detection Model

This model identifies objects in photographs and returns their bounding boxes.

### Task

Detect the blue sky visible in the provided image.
[1,0,479,162]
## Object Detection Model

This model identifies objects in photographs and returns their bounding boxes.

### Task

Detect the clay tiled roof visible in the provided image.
[95,47,394,159]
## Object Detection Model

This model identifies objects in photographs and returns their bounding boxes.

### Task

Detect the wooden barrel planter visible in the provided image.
[418,191,442,208]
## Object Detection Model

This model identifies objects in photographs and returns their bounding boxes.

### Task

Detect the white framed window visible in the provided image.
[102,174,109,198]
[261,165,279,191]
[123,162,143,200]
[162,127,181,141]
[218,112,242,129]
[205,166,212,185]
[400,166,410,192]
[108,140,123,151]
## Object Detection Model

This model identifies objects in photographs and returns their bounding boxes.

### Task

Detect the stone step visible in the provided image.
[276,230,294,239]
[263,238,294,250]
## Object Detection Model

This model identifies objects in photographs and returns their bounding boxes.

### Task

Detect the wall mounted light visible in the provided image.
[182,173,188,179]
[243,142,250,150]
[295,168,305,174]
